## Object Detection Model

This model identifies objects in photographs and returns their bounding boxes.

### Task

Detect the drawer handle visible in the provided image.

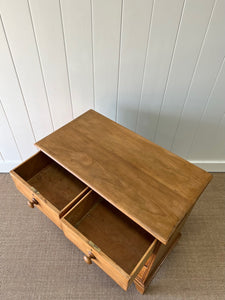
[83,252,96,265]
[27,198,38,208]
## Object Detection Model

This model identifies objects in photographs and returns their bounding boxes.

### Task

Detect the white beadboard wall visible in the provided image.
[0,0,225,172]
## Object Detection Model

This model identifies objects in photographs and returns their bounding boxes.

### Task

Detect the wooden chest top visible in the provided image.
[36,110,212,244]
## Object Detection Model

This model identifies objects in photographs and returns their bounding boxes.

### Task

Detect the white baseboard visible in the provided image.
[0,161,22,173]
[0,160,224,173]
[189,161,225,172]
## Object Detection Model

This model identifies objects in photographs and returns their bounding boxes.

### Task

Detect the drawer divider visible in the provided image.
[59,186,90,218]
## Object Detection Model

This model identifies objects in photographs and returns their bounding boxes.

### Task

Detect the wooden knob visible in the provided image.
[27,198,38,208]
[83,252,95,264]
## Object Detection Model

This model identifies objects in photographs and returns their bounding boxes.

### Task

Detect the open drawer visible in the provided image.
[10,151,89,228]
[61,190,157,290]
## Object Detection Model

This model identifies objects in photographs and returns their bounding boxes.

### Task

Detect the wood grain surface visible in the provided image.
[36,110,212,244]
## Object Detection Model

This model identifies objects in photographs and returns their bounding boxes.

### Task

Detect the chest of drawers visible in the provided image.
[10,109,212,294]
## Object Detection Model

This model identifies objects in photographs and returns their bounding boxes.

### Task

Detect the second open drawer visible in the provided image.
[61,190,157,290]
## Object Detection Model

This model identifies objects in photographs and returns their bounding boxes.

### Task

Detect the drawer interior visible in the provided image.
[64,191,155,274]
[14,151,87,211]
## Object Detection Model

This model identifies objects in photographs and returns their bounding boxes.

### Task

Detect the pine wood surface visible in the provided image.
[36,109,212,244]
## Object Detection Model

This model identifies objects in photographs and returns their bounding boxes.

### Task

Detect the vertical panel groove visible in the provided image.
[27,0,54,131]
[153,0,186,142]
[59,0,74,119]
[115,0,124,122]
[90,0,96,110]
[135,0,155,132]
[0,99,22,160]
[0,15,37,142]
[0,151,4,161]
[187,55,225,158]
[170,0,217,152]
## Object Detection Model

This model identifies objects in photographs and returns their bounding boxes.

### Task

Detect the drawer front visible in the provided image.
[11,171,62,228]
[62,221,132,290]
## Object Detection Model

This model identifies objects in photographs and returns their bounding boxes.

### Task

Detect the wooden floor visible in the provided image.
[0,172,224,300]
